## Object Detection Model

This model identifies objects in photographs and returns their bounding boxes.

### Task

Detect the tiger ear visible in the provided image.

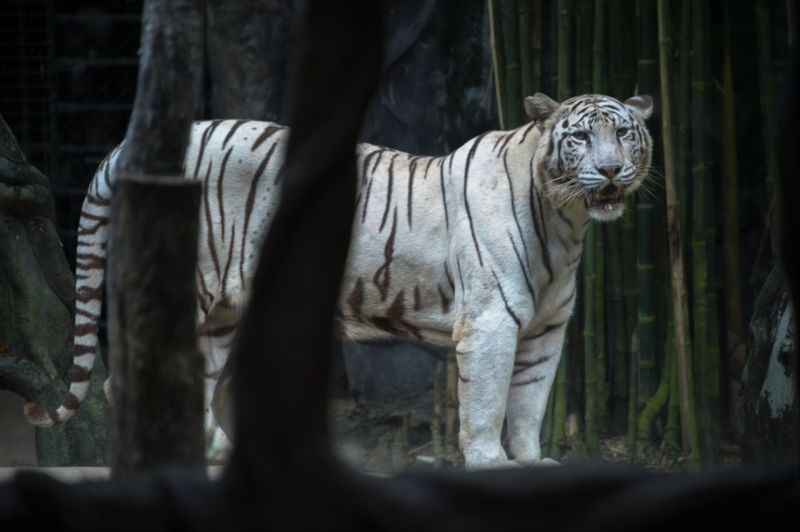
[624,95,653,120]
[524,93,560,125]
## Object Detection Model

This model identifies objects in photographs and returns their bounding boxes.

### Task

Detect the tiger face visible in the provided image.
[526,93,654,222]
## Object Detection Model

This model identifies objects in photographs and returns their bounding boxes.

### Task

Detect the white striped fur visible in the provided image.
[26,93,653,468]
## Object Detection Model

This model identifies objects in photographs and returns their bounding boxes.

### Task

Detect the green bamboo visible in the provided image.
[605,0,631,427]
[488,0,508,128]
[531,0,543,91]
[592,0,607,93]
[755,0,780,255]
[546,0,573,458]
[675,0,690,238]
[503,0,524,127]
[542,375,555,455]
[691,0,715,465]
[614,0,638,352]
[789,0,796,62]
[556,0,573,102]
[626,330,638,456]
[576,0,593,95]
[519,0,533,99]
[583,228,599,452]
[636,0,659,406]
[609,1,637,442]
[703,0,721,464]
[658,0,699,467]
[637,347,671,440]
[592,0,608,435]
[608,0,636,98]
[577,0,596,451]
[718,0,744,430]
[606,225,627,433]
[551,348,569,456]
[665,332,681,452]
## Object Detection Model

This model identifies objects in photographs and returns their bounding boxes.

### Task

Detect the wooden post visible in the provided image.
[108,0,204,478]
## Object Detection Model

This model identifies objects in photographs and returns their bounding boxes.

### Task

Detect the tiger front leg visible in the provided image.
[454,310,520,469]
[505,324,567,465]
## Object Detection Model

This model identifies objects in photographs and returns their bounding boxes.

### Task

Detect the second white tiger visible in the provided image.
[27,92,653,468]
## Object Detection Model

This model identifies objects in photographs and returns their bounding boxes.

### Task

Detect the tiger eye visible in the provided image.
[571,130,589,141]
[616,127,630,138]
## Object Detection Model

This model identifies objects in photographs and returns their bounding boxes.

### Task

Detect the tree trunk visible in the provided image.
[0,115,108,466]
[108,0,204,478]
[205,0,293,121]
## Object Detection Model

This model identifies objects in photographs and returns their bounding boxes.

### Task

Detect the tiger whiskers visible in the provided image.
[545,176,588,210]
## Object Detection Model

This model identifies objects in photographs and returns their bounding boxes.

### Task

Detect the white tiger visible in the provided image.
[25,92,653,468]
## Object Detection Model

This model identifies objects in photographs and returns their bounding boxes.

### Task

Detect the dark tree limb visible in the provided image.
[107,0,204,477]
[225,1,385,499]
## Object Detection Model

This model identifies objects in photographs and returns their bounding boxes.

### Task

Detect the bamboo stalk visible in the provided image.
[608,0,636,98]
[578,0,597,453]
[504,0,524,127]
[576,0,593,94]
[675,0,690,238]
[691,0,714,465]
[584,227,599,451]
[606,225,627,433]
[609,0,637,441]
[519,0,533,99]
[531,0,543,91]
[636,0,659,405]
[556,0,573,102]
[657,0,699,466]
[592,0,607,93]
[546,0,573,458]
[721,53,745,406]
[551,351,569,457]
[626,330,638,456]
[392,411,411,471]
[665,328,681,452]
[432,361,444,469]
[542,380,555,454]
[444,349,458,456]
[488,0,508,129]
[789,0,796,62]
[755,0,781,254]
[592,0,608,435]
[637,345,671,440]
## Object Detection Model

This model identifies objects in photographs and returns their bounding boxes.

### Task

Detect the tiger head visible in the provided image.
[525,93,653,222]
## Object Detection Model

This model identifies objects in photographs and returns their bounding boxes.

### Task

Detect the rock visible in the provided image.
[741,264,799,464]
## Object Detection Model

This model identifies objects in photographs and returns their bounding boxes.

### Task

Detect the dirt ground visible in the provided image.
[329,398,743,474]
[0,392,741,473]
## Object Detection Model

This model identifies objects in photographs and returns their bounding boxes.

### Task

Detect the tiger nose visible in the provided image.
[597,164,622,179]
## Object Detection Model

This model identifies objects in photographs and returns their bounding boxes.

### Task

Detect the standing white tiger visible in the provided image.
[25,92,652,468]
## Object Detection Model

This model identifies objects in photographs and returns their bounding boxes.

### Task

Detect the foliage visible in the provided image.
[488,0,791,467]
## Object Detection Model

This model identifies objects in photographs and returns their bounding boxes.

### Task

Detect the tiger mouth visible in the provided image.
[587,185,624,211]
